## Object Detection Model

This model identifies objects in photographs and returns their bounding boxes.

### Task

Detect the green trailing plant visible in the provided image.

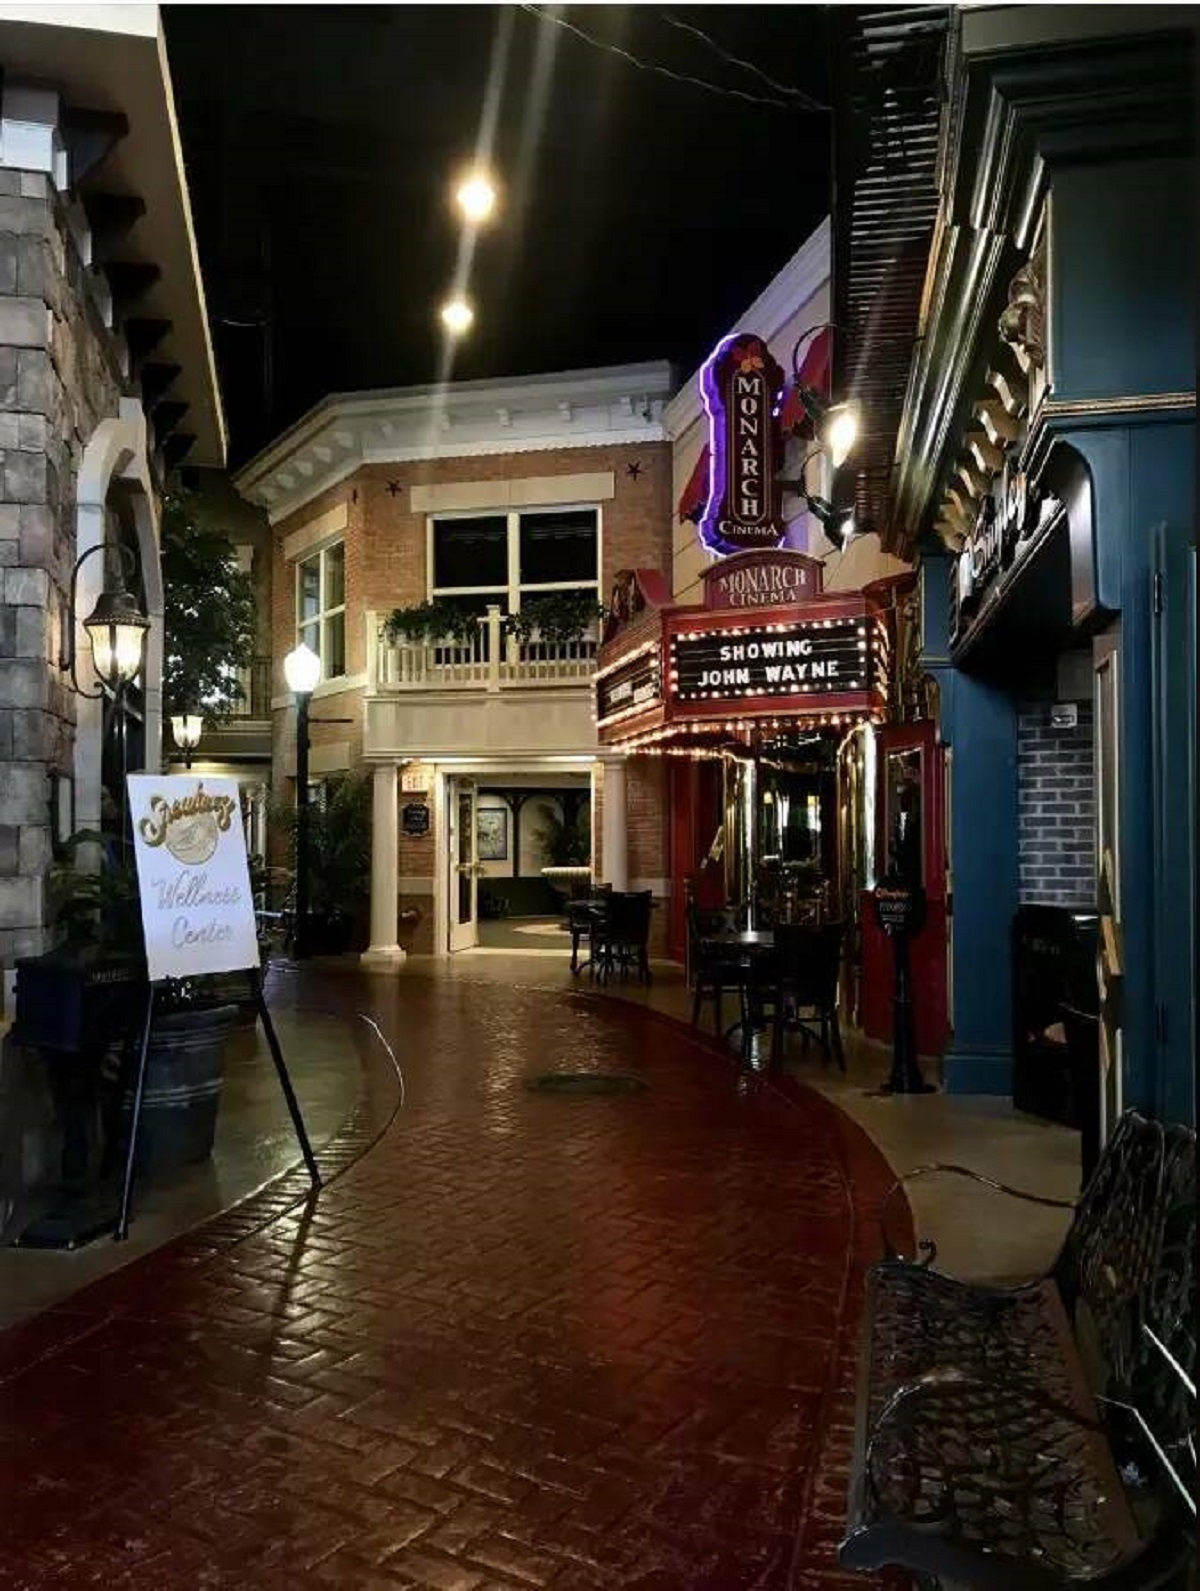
[506,593,607,646]
[161,486,257,721]
[535,800,591,868]
[270,773,372,919]
[385,600,481,646]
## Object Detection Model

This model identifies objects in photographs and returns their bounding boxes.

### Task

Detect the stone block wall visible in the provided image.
[0,171,123,967]
[1017,700,1096,907]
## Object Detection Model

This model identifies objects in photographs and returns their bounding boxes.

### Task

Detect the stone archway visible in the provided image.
[73,399,162,836]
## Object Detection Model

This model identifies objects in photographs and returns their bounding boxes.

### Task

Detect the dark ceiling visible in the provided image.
[163,5,831,465]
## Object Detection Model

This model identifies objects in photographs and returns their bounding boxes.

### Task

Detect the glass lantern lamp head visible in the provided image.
[84,583,151,693]
[171,713,203,768]
[284,640,322,699]
[822,401,861,469]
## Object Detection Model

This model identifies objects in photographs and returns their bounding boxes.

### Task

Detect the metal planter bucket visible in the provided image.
[122,1004,239,1171]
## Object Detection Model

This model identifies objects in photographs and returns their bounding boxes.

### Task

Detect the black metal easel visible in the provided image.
[116,966,321,1242]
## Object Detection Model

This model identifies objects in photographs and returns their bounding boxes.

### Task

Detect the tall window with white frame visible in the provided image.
[429,508,600,652]
[296,541,346,679]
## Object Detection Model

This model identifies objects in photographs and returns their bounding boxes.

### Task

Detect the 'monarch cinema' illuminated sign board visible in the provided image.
[698,332,787,556]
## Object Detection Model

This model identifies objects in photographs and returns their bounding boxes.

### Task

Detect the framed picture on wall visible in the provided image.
[477,806,509,862]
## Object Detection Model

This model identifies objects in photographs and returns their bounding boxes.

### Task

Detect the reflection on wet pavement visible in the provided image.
[0,966,898,1589]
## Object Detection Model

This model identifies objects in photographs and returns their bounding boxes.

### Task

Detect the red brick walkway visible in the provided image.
[0,971,901,1590]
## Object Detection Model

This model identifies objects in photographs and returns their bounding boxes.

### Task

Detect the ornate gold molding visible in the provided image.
[1039,391,1196,420]
[998,236,1047,376]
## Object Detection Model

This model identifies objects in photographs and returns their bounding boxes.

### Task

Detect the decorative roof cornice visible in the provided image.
[234,361,677,523]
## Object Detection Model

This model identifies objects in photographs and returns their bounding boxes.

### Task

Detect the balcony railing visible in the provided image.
[367,607,597,694]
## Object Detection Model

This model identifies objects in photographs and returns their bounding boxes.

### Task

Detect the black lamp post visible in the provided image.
[283,641,321,959]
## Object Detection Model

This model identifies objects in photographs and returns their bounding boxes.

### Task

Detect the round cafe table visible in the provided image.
[699,929,776,956]
[698,930,778,1051]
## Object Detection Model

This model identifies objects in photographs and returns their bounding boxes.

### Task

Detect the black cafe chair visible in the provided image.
[590,891,653,986]
[687,900,748,1033]
[746,922,846,1071]
[568,885,610,975]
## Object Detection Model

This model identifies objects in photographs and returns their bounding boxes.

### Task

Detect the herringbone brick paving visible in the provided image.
[0,970,905,1589]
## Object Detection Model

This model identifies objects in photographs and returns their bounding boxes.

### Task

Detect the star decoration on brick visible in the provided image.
[386,479,402,496]
[626,461,643,481]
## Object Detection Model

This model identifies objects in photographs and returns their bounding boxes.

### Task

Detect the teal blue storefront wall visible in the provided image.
[893,17,1195,1112]
[1047,152,1195,1125]
[920,561,1020,1096]
[1050,157,1195,401]
[925,415,1194,1110]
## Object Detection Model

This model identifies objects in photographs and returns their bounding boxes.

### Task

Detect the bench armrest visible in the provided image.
[881,1164,1077,1268]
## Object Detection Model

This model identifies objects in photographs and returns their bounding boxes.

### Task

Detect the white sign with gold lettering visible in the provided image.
[128,774,260,981]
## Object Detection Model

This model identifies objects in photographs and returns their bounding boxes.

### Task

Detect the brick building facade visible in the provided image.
[236,364,676,957]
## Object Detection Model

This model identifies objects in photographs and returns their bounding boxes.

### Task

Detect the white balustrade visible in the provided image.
[371,603,596,694]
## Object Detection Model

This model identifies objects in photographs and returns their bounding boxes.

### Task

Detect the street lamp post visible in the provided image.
[283,641,322,959]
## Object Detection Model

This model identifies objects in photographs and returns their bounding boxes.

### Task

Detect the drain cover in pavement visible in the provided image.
[528,1073,646,1095]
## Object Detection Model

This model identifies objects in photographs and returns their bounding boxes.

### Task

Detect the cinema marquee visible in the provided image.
[594,563,890,754]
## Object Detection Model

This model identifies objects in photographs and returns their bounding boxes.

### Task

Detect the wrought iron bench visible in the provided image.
[840,1110,1195,1590]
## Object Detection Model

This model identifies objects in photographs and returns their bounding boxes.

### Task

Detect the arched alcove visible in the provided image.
[73,399,162,838]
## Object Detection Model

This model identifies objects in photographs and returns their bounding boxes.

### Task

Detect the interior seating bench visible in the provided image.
[839,1110,1196,1591]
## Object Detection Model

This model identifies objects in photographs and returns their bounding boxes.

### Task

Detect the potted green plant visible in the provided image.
[506,594,606,647]
[270,773,372,954]
[536,800,593,904]
[385,599,481,646]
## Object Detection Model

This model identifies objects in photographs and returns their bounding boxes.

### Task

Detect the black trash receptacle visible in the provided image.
[1012,906,1099,1149]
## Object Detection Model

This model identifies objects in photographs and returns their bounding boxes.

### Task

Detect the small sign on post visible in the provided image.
[871,878,934,1096]
[122,774,320,1241]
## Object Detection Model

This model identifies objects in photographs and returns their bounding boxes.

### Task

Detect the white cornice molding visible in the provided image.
[664,217,832,439]
[235,360,676,523]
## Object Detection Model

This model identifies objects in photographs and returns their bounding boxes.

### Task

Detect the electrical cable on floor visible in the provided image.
[357,1012,406,1110]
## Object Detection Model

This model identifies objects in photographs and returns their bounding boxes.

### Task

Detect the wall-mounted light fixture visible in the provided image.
[788,323,861,466]
[782,324,862,550]
[61,543,150,700]
[170,713,203,770]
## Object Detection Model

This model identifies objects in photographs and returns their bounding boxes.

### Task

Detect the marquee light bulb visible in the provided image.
[440,295,474,336]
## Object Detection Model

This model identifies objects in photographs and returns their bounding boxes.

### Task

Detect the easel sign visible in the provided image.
[120,774,320,1241]
[129,775,259,980]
